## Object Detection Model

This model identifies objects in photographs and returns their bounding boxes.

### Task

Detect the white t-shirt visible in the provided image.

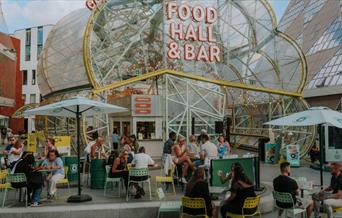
[131,153,154,168]
[84,141,95,154]
[8,147,22,164]
[201,141,218,158]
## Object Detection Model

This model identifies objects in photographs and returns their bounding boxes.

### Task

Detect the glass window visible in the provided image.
[136,121,155,140]
[30,94,36,104]
[25,29,31,61]
[23,70,27,85]
[32,70,36,85]
[37,26,43,58]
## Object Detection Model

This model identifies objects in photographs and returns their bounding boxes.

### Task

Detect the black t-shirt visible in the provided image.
[162,139,174,154]
[273,175,298,208]
[331,173,342,194]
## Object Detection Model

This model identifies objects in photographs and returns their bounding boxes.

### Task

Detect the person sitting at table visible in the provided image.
[220,164,256,217]
[122,136,134,163]
[44,138,56,157]
[42,150,64,200]
[201,134,218,158]
[172,136,195,184]
[130,146,155,199]
[313,162,342,218]
[273,162,314,217]
[3,135,16,155]
[217,135,230,158]
[129,134,139,154]
[12,152,43,207]
[110,149,129,189]
[187,135,200,160]
[217,162,242,186]
[8,138,24,169]
[90,136,106,159]
[184,167,216,218]
[193,151,206,167]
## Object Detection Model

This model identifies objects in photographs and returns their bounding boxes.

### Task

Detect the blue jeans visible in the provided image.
[193,159,204,167]
[31,187,42,203]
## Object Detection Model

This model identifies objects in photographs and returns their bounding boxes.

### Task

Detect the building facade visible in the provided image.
[0,33,24,134]
[278,0,342,110]
[14,25,54,132]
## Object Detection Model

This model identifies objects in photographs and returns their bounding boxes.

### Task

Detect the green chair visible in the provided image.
[5,173,28,208]
[156,187,181,218]
[104,165,124,197]
[272,191,307,218]
[126,168,151,201]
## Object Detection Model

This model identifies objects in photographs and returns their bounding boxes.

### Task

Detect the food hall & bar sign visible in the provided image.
[166,2,221,62]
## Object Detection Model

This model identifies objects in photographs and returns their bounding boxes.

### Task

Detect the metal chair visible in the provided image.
[226,196,261,218]
[156,164,176,195]
[156,187,181,218]
[126,168,151,201]
[334,207,342,217]
[104,165,124,197]
[180,196,208,218]
[272,191,307,218]
[6,173,28,207]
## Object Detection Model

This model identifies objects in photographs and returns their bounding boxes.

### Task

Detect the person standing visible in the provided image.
[273,162,314,217]
[112,129,119,151]
[129,134,139,154]
[42,150,64,200]
[313,162,342,218]
[217,135,230,158]
[162,132,176,165]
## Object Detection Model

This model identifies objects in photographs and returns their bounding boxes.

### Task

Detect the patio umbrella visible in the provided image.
[0,114,8,119]
[25,96,127,202]
[264,107,342,186]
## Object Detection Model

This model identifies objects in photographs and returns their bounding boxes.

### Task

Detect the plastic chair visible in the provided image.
[180,196,208,218]
[226,196,261,218]
[156,164,176,195]
[0,172,11,208]
[333,207,342,217]
[104,165,124,197]
[6,173,28,207]
[156,187,181,218]
[126,168,152,201]
[272,191,307,218]
[56,166,71,197]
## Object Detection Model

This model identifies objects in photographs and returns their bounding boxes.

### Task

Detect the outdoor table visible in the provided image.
[298,180,314,198]
[209,186,229,200]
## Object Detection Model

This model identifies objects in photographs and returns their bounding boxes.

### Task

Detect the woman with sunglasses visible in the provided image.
[110,150,129,189]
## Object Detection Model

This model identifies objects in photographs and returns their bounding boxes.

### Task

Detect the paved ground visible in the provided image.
[0,149,332,217]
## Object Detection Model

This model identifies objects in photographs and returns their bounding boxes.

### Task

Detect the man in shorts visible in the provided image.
[273,162,314,217]
[313,162,342,218]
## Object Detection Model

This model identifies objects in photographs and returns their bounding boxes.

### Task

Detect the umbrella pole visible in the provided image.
[67,106,92,202]
[318,124,324,187]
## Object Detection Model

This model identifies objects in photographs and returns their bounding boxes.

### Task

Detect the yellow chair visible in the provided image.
[56,166,70,196]
[334,207,342,217]
[0,172,11,207]
[180,196,208,218]
[226,196,261,218]
[156,164,176,195]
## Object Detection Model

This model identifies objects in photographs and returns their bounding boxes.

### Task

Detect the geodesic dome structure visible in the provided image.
[38,0,315,156]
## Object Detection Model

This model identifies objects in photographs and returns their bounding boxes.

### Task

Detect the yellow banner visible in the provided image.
[27,131,45,153]
[53,136,71,148]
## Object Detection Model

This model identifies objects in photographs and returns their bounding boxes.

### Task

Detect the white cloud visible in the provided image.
[2,0,85,33]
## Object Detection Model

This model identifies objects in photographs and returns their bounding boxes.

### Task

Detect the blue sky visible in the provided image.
[2,0,289,33]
